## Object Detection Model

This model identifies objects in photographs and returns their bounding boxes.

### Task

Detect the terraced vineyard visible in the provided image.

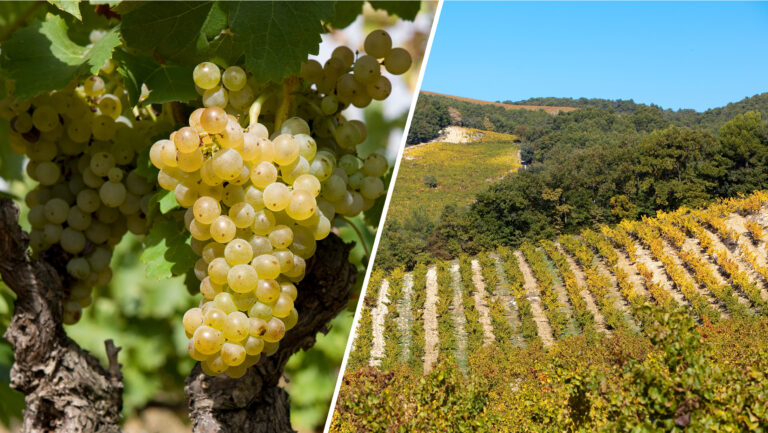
[347,191,768,372]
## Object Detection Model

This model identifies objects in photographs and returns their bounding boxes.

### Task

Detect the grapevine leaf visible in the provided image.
[120,1,228,64]
[49,0,82,20]
[229,1,334,82]
[158,190,179,214]
[329,1,364,29]
[114,49,197,106]
[369,1,421,21]
[0,13,120,100]
[141,217,197,279]
[0,120,24,184]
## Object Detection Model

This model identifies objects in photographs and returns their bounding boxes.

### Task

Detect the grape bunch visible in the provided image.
[1,73,155,324]
[158,29,406,377]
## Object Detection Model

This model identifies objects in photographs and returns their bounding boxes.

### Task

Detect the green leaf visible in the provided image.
[229,1,334,82]
[114,49,198,106]
[329,1,364,29]
[120,1,228,64]
[0,120,24,184]
[49,0,82,20]
[158,190,179,214]
[0,13,120,100]
[141,217,197,280]
[369,1,421,21]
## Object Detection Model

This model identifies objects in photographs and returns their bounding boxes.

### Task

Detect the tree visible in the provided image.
[0,1,424,431]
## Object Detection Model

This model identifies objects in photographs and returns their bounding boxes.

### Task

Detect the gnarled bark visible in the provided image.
[0,198,123,433]
[185,234,357,433]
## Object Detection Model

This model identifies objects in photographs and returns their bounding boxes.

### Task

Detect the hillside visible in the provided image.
[334,191,768,431]
[387,126,519,223]
[421,91,578,115]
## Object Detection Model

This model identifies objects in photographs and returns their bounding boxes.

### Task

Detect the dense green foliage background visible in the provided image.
[379,92,768,270]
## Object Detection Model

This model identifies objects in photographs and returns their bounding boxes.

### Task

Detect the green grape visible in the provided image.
[281,156,310,185]
[193,325,224,355]
[280,117,310,135]
[263,182,290,211]
[212,148,243,181]
[252,209,276,236]
[193,62,221,90]
[286,190,316,221]
[92,115,116,140]
[66,257,90,280]
[207,257,230,285]
[248,235,273,256]
[61,228,86,254]
[87,246,112,272]
[42,223,62,244]
[273,250,295,273]
[97,94,122,119]
[177,148,204,172]
[334,121,362,150]
[252,254,280,280]
[67,207,92,231]
[384,47,412,75]
[222,66,247,91]
[268,225,293,249]
[313,215,332,240]
[324,57,347,79]
[366,75,392,100]
[32,106,59,132]
[293,174,321,197]
[204,307,227,329]
[224,238,254,265]
[202,86,228,108]
[202,241,225,263]
[227,264,258,293]
[83,76,106,96]
[352,90,372,108]
[175,182,198,207]
[222,184,245,207]
[67,118,91,142]
[361,176,385,199]
[229,85,255,110]
[194,258,208,280]
[353,55,381,84]
[219,118,244,148]
[339,154,361,174]
[107,167,123,183]
[221,342,246,366]
[263,318,286,343]
[223,311,249,341]
[203,356,227,375]
[173,127,200,152]
[272,293,293,318]
[272,134,299,166]
[362,153,388,177]
[210,215,237,243]
[283,309,299,330]
[193,196,221,225]
[364,29,393,59]
[309,153,334,181]
[227,200,254,226]
[183,308,204,335]
[11,112,33,133]
[214,292,238,314]
[320,95,338,115]
[348,172,365,190]
[331,45,355,68]
[35,161,60,186]
[44,198,69,224]
[244,186,265,210]
[200,107,228,134]
[28,205,47,229]
[255,279,280,304]
[200,277,223,300]
[90,152,116,177]
[99,181,127,208]
[290,226,316,259]
[244,336,264,356]
[321,175,347,202]
[336,74,361,104]
[200,159,224,186]
[85,220,110,244]
[250,161,278,189]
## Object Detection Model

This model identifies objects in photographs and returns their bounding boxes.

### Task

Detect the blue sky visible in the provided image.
[423,2,768,111]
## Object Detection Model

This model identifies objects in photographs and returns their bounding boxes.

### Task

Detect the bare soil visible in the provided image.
[513,251,554,346]
[470,259,496,346]
[369,279,390,367]
[423,266,440,374]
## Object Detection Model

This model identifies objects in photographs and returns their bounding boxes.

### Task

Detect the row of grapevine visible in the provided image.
[519,244,571,339]
[409,264,427,372]
[538,240,597,337]
[558,235,629,331]
[347,270,381,370]
[458,255,484,354]
[623,220,720,322]
[496,246,539,344]
[380,269,404,370]
[436,261,458,364]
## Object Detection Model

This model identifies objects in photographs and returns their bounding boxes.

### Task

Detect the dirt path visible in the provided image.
[554,242,609,336]
[660,237,725,314]
[632,240,688,306]
[369,279,389,367]
[470,259,496,346]
[514,251,554,346]
[591,256,640,331]
[490,252,523,346]
[423,266,439,374]
[612,244,652,299]
[397,273,414,364]
[449,262,469,370]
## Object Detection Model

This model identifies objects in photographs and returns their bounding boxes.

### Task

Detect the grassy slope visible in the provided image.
[388,128,520,222]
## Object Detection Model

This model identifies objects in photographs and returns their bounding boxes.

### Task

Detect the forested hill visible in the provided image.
[381,91,768,271]
[408,91,768,145]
